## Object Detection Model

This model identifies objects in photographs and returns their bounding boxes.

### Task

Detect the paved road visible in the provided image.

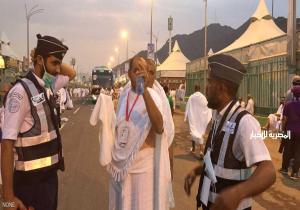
[58,99,109,210]
[57,98,300,210]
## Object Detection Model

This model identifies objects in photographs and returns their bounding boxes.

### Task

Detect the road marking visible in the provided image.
[73,107,80,114]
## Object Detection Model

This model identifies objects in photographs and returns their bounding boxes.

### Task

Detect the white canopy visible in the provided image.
[217,0,285,54]
[0,31,21,60]
[157,40,190,71]
[208,48,214,56]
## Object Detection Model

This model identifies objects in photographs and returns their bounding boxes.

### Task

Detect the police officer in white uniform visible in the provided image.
[1,34,75,210]
[184,54,275,210]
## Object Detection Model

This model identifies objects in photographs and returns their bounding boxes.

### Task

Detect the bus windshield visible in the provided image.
[91,66,113,94]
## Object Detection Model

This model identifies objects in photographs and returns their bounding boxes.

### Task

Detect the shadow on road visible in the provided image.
[175,153,201,162]
[254,186,300,210]
[280,175,300,191]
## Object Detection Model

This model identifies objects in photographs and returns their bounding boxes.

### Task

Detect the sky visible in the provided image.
[0,0,299,74]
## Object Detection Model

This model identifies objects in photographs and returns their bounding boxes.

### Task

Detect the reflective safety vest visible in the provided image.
[197,101,252,210]
[14,71,64,173]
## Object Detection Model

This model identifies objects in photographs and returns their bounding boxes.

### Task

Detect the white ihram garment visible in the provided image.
[267,104,283,132]
[90,93,116,166]
[58,88,67,111]
[109,148,155,210]
[184,92,212,144]
[170,90,176,109]
[246,99,254,115]
[109,82,174,210]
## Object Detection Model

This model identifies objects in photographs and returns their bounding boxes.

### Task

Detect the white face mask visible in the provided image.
[204,149,217,184]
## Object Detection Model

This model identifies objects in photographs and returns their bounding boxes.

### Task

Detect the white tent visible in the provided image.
[157,40,190,71]
[217,0,285,54]
[0,31,21,60]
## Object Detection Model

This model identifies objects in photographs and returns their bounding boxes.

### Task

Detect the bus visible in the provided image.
[91,66,114,102]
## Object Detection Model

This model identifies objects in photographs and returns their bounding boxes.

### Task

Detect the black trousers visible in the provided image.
[14,172,58,210]
[282,132,300,173]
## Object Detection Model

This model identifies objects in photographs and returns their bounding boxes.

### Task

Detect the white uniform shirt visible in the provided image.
[212,101,271,167]
[2,73,69,141]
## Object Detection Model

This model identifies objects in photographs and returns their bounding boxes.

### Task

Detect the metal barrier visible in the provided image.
[186,55,297,116]
[241,55,290,115]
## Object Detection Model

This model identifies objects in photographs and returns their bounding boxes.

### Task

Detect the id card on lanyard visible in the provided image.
[200,115,221,205]
[201,101,238,206]
[118,92,139,148]
[201,142,219,205]
[200,175,211,206]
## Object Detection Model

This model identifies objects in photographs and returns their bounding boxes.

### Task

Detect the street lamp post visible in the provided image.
[287,0,297,69]
[204,0,207,59]
[114,47,120,77]
[203,0,208,89]
[121,30,128,61]
[114,48,120,66]
[152,33,159,62]
[168,16,173,55]
[150,0,154,45]
[272,0,274,18]
[110,56,115,67]
[25,4,44,68]
[126,38,128,60]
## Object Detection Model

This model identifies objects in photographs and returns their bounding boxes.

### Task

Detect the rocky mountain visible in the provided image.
[135,17,300,63]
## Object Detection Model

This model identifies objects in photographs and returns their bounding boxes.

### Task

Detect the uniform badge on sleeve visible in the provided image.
[31,93,46,106]
[8,98,20,113]
[8,91,23,100]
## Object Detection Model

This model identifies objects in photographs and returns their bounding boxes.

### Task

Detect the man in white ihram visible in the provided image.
[185,84,212,156]
[245,95,254,115]
[107,56,174,210]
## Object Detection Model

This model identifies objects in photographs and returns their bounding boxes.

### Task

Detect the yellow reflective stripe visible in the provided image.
[16,130,57,147]
[15,154,59,171]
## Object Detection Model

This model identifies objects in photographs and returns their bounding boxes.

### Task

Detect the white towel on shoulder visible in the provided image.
[90,93,116,166]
